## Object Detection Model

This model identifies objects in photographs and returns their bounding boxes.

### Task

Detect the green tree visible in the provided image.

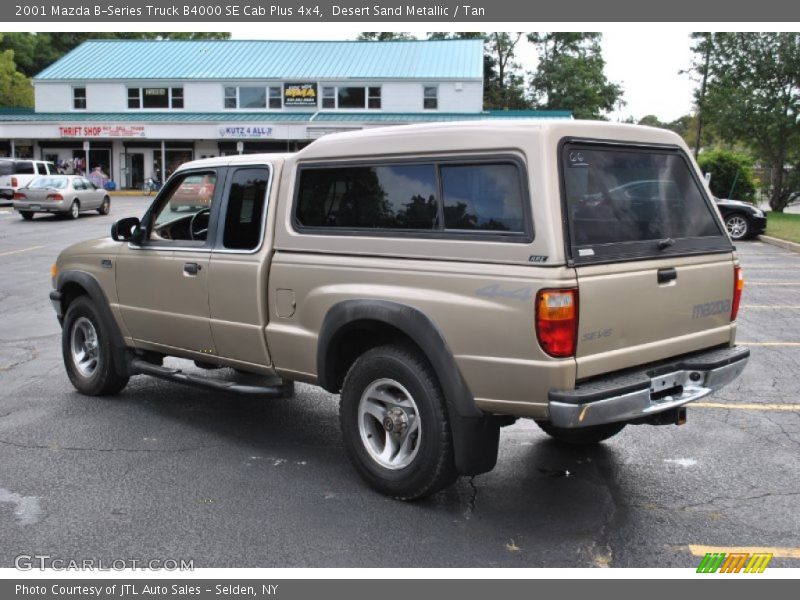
[357,32,416,41]
[0,33,231,78]
[697,32,800,211]
[697,149,757,201]
[528,32,623,119]
[0,49,33,108]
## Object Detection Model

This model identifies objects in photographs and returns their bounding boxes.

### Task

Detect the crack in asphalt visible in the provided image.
[0,437,222,454]
[588,458,623,568]
[464,476,478,520]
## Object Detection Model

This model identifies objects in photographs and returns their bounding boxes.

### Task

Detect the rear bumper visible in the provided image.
[14,200,70,212]
[0,188,13,201]
[548,345,749,428]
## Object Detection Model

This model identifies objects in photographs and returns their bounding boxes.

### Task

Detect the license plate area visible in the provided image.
[650,372,686,402]
[30,205,41,210]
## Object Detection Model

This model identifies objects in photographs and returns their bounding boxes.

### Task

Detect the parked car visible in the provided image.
[14,175,111,220]
[713,197,767,240]
[0,159,58,204]
[169,173,215,209]
[49,121,749,499]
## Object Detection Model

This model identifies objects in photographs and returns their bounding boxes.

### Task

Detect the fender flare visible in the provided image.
[317,299,499,475]
[54,270,131,376]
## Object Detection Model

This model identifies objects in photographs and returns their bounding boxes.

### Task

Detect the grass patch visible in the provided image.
[766,211,800,244]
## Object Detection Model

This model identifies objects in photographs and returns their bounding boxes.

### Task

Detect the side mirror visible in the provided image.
[111,217,142,243]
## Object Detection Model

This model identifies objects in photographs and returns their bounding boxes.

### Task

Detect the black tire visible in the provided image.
[68,200,80,220]
[62,296,129,396]
[535,420,625,445]
[724,213,751,240]
[20,211,34,220]
[340,345,457,500]
[98,196,110,215]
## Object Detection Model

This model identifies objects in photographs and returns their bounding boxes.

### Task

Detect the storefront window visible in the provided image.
[72,87,87,110]
[128,87,183,109]
[424,86,438,110]
[154,149,194,182]
[321,87,335,108]
[239,87,267,109]
[337,87,366,109]
[269,86,282,109]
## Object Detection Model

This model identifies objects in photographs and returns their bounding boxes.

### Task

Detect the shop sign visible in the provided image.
[283,83,317,106]
[218,126,274,138]
[59,125,147,138]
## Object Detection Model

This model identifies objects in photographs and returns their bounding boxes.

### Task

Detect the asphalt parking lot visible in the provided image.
[0,196,798,568]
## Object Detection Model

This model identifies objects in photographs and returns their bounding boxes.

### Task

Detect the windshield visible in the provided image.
[28,176,68,189]
[0,160,15,176]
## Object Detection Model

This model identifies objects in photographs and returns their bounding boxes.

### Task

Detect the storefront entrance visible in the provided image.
[125,152,144,189]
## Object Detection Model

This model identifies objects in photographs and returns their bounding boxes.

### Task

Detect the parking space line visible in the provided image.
[738,341,800,346]
[0,245,47,257]
[688,545,800,559]
[747,282,800,286]
[693,402,800,412]
[742,305,800,309]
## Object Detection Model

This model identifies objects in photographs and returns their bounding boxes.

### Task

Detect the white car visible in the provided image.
[0,159,59,204]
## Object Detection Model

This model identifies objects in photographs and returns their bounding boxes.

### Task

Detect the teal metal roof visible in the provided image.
[0,110,314,122]
[312,111,573,122]
[35,39,484,82]
[0,109,572,123]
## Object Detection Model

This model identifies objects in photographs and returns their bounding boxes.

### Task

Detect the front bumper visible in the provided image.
[49,290,63,320]
[751,215,767,234]
[548,345,749,428]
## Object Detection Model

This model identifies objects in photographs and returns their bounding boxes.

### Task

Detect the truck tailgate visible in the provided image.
[575,253,736,379]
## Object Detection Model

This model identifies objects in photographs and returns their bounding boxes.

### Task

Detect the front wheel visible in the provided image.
[97,196,110,215]
[62,296,129,396]
[340,345,457,500]
[725,213,751,240]
[535,420,625,445]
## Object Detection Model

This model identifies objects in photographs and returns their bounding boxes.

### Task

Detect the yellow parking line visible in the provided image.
[741,305,800,309]
[0,245,47,257]
[689,545,800,559]
[693,402,800,412]
[747,282,800,286]
[737,341,800,346]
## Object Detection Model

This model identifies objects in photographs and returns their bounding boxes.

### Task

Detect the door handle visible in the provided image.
[657,267,677,284]
[183,262,201,275]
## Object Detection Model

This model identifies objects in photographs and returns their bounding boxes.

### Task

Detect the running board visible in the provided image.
[130,358,287,397]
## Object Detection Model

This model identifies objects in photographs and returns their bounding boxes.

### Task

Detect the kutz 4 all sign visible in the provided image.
[696,552,773,573]
[284,83,317,106]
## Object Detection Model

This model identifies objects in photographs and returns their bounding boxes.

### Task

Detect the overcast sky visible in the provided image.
[231,28,697,122]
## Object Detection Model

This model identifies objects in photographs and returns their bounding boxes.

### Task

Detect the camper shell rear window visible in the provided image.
[560,141,732,264]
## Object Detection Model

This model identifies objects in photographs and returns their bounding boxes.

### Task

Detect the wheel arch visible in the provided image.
[56,270,131,376]
[318,299,499,476]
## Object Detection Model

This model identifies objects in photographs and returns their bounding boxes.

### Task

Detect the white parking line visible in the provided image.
[0,245,47,257]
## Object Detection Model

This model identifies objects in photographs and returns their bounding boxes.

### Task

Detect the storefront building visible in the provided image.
[0,39,570,189]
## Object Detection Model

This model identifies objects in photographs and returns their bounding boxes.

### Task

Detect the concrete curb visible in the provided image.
[758,235,800,254]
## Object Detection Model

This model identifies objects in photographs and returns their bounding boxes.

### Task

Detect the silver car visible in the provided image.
[13,175,111,220]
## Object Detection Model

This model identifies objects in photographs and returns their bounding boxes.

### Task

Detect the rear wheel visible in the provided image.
[340,345,457,500]
[20,211,34,220]
[68,200,80,220]
[536,420,625,445]
[725,213,751,240]
[97,196,110,215]
[62,296,129,396]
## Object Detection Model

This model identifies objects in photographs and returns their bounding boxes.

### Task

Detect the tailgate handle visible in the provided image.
[657,268,677,284]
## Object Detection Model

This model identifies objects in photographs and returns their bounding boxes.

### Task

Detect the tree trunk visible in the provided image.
[769,165,785,212]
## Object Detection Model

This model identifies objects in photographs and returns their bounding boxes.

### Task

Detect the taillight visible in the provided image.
[536,288,579,358]
[731,265,744,321]
[11,177,18,187]
[46,193,63,201]
[13,191,26,200]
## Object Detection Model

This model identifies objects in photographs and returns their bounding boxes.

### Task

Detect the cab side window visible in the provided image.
[221,167,270,251]
[150,171,217,244]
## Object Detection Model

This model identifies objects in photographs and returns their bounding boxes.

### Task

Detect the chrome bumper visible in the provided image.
[548,346,749,428]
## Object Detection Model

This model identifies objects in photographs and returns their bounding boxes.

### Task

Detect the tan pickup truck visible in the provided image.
[49,120,749,499]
